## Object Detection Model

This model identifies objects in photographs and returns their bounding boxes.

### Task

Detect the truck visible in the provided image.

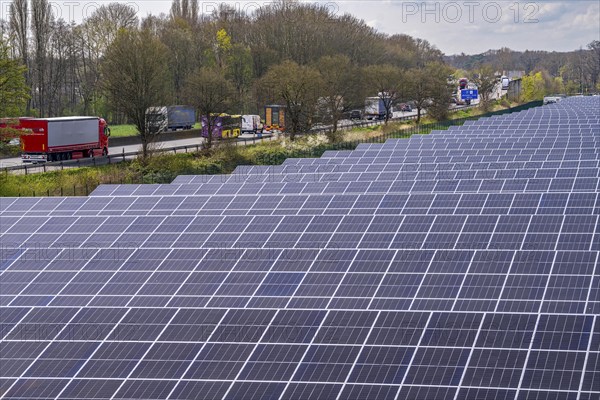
[501,76,509,90]
[18,117,110,163]
[242,115,263,135]
[201,114,241,139]
[364,97,392,120]
[264,105,286,132]
[146,105,196,134]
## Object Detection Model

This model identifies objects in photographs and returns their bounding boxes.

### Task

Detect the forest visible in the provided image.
[1,0,599,138]
[447,44,600,95]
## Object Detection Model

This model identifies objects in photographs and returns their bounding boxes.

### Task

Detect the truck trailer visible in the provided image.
[364,97,392,120]
[264,105,286,132]
[201,114,241,139]
[18,117,110,163]
[146,105,196,134]
[242,115,263,135]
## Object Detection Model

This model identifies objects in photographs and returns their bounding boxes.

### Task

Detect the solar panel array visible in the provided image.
[0,96,599,400]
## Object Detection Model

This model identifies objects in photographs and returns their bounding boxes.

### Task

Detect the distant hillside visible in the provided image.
[445,47,586,76]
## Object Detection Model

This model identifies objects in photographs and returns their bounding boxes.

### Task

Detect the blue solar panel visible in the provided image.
[1,96,599,399]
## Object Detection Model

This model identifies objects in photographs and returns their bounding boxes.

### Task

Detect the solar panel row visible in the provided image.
[0,96,598,399]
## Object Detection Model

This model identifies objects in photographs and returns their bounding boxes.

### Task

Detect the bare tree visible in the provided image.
[425,62,454,121]
[46,19,75,116]
[258,60,323,140]
[102,28,170,158]
[90,3,138,45]
[31,0,53,116]
[364,64,404,124]
[585,40,600,91]
[406,68,428,123]
[314,54,362,140]
[184,67,234,150]
[74,3,138,115]
[9,0,30,112]
[171,0,198,25]
[471,64,498,111]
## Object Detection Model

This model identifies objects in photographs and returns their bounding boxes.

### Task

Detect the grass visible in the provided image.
[109,123,202,138]
[108,124,138,138]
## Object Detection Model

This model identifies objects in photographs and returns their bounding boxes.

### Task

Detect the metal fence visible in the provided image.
[3,101,542,197]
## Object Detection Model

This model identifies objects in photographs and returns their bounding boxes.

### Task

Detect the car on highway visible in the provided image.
[399,103,412,112]
[350,110,363,120]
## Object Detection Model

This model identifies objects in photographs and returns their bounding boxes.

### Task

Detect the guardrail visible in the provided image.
[0,104,477,175]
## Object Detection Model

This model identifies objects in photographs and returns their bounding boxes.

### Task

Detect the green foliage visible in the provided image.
[108,124,138,137]
[245,144,289,165]
[424,62,454,121]
[521,71,546,101]
[470,64,497,112]
[0,38,29,117]
[227,44,254,111]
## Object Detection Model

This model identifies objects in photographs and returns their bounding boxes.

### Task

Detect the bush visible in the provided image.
[245,144,289,165]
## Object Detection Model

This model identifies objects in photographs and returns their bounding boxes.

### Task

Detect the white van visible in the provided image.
[242,115,263,134]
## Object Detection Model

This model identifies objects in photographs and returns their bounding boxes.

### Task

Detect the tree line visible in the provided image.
[447,43,600,95]
[3,0,597,155]
[0,1,448,120]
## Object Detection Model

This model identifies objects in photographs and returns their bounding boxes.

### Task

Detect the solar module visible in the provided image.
[0,97,599,399]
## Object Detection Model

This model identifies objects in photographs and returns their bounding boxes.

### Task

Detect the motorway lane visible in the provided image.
[0,136,208,169]
[0,107,449,171]
[0,113,417,169]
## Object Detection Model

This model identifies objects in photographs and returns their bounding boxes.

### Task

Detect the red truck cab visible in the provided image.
[19,117,110,163]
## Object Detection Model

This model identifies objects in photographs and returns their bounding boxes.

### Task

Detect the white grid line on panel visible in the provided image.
[576,315,596,400]
[2,307,85,396]
[276,309,332,400]
[221,309,281,399]
[584,252,599,314]
[164,309,231,399]
[108,308,182,399]
[334,310,382,400]
[52,307,133,399]
[394,312,435,400]
[452,313,487,400]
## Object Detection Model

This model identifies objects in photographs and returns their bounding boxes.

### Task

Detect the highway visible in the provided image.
[0,137,207,169]
[0,107,460,173]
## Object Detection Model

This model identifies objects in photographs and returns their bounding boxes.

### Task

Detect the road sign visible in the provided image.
[461,89,478,100]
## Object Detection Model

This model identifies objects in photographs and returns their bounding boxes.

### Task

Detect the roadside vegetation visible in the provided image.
[0,100,530,197]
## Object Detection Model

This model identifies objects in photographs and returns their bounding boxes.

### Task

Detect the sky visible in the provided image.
[1,0,598,55]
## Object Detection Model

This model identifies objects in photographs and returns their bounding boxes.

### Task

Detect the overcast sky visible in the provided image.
[330,0,600,54]
[3,0,597,55]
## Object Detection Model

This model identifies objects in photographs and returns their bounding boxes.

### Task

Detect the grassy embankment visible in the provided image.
[109,123,202,138]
